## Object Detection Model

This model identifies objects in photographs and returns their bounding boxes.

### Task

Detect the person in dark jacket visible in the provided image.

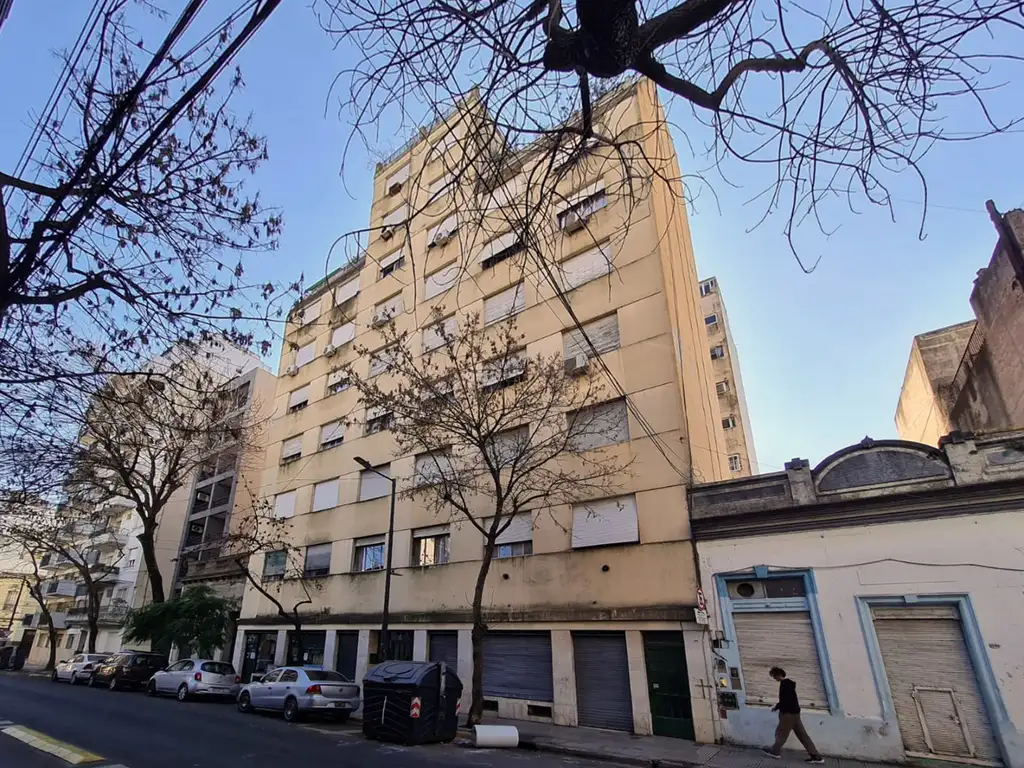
[762,667,824,763]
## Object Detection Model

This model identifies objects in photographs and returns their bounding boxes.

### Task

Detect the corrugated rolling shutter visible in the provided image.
[568,398,629,450]
[274,491,296,519]
[573,633,634,731]
[385,164,410,189]
[288,385,310,409]
[331,322,356,348]
[425,263,459,299]
[496,513,532,545]
[422,316,455,352]
[281,436,302,459]
[482,632,553,701]
[358,466,391,501]
[335,276,360,305]
[295,342,316,367]
[484,283,525,324]
[369,346,395,376]
[380,250,404,270]
[733,612,828,709]
[872,605,1001,764]
[563,313,620,360]
[382,204,409,228]
[374,294,404,322]
[326,369,347,389]
[479,231,519,263]
[571,495,639,549]
[312,479,339,512]
[429,631,459,672]
[298,299,322,326]
[561,244,611,290]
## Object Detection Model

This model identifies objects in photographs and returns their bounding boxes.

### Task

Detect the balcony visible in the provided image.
[40,554,71,570]
[29,611,67,630]
[43,580,77,597]
[66,603,129,627]
[180,554,247,583]
[88,529,125,549]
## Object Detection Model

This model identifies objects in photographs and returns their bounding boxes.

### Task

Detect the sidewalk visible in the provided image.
[468,718,906,768]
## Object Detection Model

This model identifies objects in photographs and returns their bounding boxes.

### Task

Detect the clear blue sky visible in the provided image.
[3,2,1021,472]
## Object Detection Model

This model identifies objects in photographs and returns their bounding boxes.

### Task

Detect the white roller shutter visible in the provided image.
[568,398,629,450]
[274,491,297,519]
[495,513,532,545]
[571,495,639,549]
[561,243,611,290]
[281,436,303,460]
[382,204,410,228]
[422,316,455,353]
[358,465,392,501]
[872,606,1001,764]
[369,346,395,377]
[295,342,316,368]
[288,385,310,410]
[373,293,404,324]
[335,276,360,305]
[320,420,345,448]
[478,231,519,264]
[481,351,526,387]
[297,300,322,327]
[425,263,460,299]
[484,283,525,324]
[414,451,452,485]
[326,369,348,390]
[379,250,404,271]
[563,314,620,360]
[733,612,828,710]
[428,174,451,196]
[384,164,410,191]
[486,176,523,211]
[428,214,459,246]
[311,479,339,512]
[331,322,356,348]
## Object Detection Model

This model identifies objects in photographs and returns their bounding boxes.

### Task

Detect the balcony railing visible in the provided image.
[66,603,129,626]
[181,554,247,582]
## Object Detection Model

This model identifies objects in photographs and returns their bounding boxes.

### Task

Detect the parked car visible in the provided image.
[89,651,167,691]
[51,654,110,685]
[237,667,360,722]
[147,659,240,701]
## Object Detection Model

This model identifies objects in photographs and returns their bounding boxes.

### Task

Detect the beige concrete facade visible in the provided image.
[237,82,726,740]
[699,276,757,477]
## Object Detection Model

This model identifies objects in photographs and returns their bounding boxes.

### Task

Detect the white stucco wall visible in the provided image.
[697,511,1024,766]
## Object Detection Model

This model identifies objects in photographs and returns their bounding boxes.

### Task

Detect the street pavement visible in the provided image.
[0,671,617,768]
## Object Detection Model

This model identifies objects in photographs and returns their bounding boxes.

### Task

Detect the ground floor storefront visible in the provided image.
[233,620,715,741]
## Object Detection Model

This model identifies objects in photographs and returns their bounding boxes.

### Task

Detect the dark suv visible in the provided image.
[90,652,167,691]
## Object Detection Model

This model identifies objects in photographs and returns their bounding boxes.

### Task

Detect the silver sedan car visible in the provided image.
[237,667,360,722]
[147,658,240,701]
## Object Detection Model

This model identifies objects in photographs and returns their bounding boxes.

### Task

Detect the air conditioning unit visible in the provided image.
[564,354,589,376]
[371,311,390,328]
[428,229,454,249]
[381,226,394,241]
[562,211,587,234]
[387,182,402,196]
[285,364,299,377]
[323,344,337,357]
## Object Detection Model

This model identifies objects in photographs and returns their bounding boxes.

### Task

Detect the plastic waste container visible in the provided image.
[362,660,463,745]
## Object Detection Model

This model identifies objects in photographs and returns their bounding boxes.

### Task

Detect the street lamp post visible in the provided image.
[354,456,397,662]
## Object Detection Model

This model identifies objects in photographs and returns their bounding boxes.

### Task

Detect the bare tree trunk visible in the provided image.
[45,616,58,671]
[137,526,165,603]
[87,582,101,653]
[468,537,497,726]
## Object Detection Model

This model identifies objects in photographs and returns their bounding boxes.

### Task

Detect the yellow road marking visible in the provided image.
[1,725,104,764]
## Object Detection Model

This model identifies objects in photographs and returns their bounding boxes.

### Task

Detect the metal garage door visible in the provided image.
[483,632,553,701]
[335,631,358,681]
[872,605,1002,766]
[573,632,633,731]
[429,631,459,673]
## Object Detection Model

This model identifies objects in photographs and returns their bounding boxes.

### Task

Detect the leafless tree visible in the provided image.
[342,311,630,723]
[318,0,1024,264]
[0,0,290,444]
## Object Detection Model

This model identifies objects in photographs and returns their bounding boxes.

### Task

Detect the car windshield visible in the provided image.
[201,662,235,675]
[112,654,132,664]
[86,655,107,662]
[304,670,350,682]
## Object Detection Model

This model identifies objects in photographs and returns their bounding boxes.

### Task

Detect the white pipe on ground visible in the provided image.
[472,725,519,748]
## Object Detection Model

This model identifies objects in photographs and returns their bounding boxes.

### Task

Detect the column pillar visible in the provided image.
[626,630,653,736]
[274,629,288,666]
[551,630,578,726]
[322,630,338,670]
[413,630,428,661]
[457,629,473,712]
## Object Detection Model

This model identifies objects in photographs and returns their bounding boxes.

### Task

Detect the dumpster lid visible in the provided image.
[363,660,440,685]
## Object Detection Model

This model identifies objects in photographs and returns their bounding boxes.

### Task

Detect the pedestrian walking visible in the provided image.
[762,666,824,763]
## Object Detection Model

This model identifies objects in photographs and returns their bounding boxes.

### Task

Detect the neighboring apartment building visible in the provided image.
[234,80,728,741]
[897,206,1024,445]
[689,432,1024,767]
[700,276,757,476]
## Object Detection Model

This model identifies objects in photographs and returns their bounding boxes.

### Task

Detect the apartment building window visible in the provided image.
[296,300,322,328]
[312,479,340,512]
[557,185,607,230]
[414,450,452,486]
[704,313,718,326]
[365,406,394,435]
[479,231,524,269]
[354,535,385,572]
[281,435,303,464]
[384,163,410,196]
[358,463,392,501]
[368,345,396,377]
[722,415,737,430]
[126,548,137,568]
[481,351,526,392]
[700,278,716,297]
[425,263,459,300]
[494,513,533,559]
[487,426,529,468]
[412,525,451,566]
[381,203,410,238]
[427,214,459,248]
[287,385,310,413]
[294,342,316,368]
[710,345,725,360]
[65,634,75,649]
[335,275,360,306]
[428,173,450,197]
[422,316,455,354]
[379,250,405,279]
[716,379,730,395]
[263,550,287,581]
[373,293,405,326]
[3,589,17,609]
[319,420,345,451]
[330,322,356,349]
[274,490,297,519]
[567,398,629,450]
[560,243,611,291]
[571,494,639,549]
[303,543,332,578]
[484,282,525,325]
[326,370,349,396]
[563,313,620,360]
[728,454,742,472]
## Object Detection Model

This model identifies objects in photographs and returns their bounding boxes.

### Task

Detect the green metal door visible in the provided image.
[643,632,694,740]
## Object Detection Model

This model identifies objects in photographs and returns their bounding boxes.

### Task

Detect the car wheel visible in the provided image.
[70,672,78,686]
[50,670,58,682]
[283,697,301,723]
[237,692,253,714]
[146,680,157,697]
[177,684,189,702]
[88,674,98,688]
[108,676,119,691]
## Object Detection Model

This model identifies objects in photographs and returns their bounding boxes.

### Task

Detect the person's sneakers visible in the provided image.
[805,758,825,764]
[762,749,781,759]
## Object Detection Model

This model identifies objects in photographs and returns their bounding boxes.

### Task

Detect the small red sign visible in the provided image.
[696,587,707,612]
[411,696,421,718]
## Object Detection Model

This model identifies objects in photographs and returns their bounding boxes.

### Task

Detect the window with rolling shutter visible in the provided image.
[481,351,526,390]
[563,314,620,360]
[369,345,396,377]
[732,611,829,710]
[428,174,451,196]
[571,494,639,549]
[311,479,339,512]
[493,513,533,559]
[486,426,529,468]
[280,436,303,463]
[484,283,525,324]
[384,164,410,194]
[561,243,611,290]
[428,214,459,247]
[422,316,455,353]
[478,231,523,268]
[287,385,310,413]
[567,398,629,451]
[303,543,332,577]
[325,369,349,395]
[425,263,459,299]
[373,294,404,324]
[319,420,345,450]
[331,322,356,349]
[414,450,452,486]
[382,204,409,228]
[335,276,360,305]
[358,463,391,501]
[379,249,405,278]
[294,342,316,368]
[274,491,297,519]
[297,299,322,327]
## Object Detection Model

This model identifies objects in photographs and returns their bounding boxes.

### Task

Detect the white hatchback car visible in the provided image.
[147,658,240,701]
[51,653,111,685]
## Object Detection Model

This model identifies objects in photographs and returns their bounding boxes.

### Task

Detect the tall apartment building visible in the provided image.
[235,81,727,741]
[699,277,757,476]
